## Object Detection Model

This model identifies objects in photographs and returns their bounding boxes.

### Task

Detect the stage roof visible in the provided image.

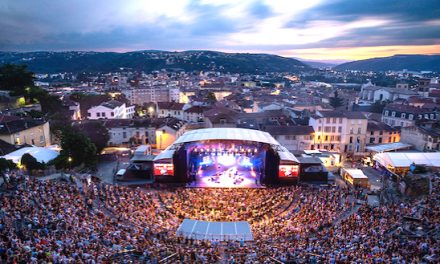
[174,128,279,145]
[176,219,253,241]
[154,128,299,163]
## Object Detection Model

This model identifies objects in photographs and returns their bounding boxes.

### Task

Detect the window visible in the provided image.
[331,127,336,133]
[430,114,434,119]
[330,144,334,150]
[391,111,396,117]
[318,126,322,131]
[350,128,354,134]
[102,112,106,117]
[370,131,374,136]
[97,112,100,117]
[326,118,330,123]
[338,126,342,133]
[317,136,321,140]
[401,113,406,119]
[88,113,91,117]
[349,136,353,143]
[424,114,429,119]
[330,136,334,141]
[336,136,341,141]
[369,138,375,144]
[332,118,336,123]
[409,114,413,120]
[388,137,392,142]
[339,118,342,124]
[123,132,127,139]
[379,131,383,135]
[385,110,389,116]
[325,126,331,132]
[357,128,361,134]
[325,135,328,141]
[111,112,115,117]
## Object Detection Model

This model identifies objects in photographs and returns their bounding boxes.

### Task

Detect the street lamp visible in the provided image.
[68,156,72,170]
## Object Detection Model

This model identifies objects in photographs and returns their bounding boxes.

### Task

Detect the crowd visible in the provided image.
[0,173,438,263]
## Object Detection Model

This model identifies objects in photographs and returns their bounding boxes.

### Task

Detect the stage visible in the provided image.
[187,152,263,188]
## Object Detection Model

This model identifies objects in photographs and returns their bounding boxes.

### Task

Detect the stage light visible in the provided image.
[217,154,236,166]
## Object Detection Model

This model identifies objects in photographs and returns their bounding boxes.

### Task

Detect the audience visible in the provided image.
[0,173,438,263]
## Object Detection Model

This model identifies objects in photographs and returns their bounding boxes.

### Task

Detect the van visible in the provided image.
[115,169,126,179]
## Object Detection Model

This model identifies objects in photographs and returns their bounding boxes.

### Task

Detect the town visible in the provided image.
[1,0,439,263]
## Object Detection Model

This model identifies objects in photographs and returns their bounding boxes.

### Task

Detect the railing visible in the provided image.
[268,256,285,264]
[159,253,178,263]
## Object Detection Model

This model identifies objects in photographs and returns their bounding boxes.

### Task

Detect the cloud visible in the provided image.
[0,0,439,60]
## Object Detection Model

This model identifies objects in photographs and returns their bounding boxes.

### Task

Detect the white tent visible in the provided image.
[374,152,440,168]
[2,146,59,164]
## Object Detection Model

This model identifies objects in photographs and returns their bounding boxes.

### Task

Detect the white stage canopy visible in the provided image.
[2,146,59,164]
[176,219,253,241]
[374,152,440,168]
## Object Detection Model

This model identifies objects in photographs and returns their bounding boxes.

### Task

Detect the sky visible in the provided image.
[0,0,439,61]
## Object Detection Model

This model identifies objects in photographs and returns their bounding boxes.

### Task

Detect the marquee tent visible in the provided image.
[176,219,253,241]
[374,152,440,168]
[2,146,59,164]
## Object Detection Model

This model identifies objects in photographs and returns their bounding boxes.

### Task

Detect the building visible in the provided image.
[62,98,81,120]
[87,100,135,120]
[400,122,440,151]
[309,111,368,155]
[264,125,315,153]
[0,116,51,147]
[122,87,180,106]
[367,121,400,145]
[103,118,186,149]
[204,107,239,128]
[360,83,418,102]
[183,106,207,123]
[157,102,186,120]
[382,104,437,127]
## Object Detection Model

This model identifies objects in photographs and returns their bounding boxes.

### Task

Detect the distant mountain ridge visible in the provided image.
[0,50,309,74]
[334,54,440,72]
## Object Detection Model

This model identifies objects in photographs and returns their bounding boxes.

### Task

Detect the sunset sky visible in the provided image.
[1,0,439,61]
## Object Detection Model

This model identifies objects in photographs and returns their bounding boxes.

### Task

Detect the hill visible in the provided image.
[334,54,440,72]
[0,50,309,74]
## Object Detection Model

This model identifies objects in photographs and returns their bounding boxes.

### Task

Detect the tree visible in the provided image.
[21,153,45,173]
[329,90,344,108]
[73,122,109,153]
[55,128,98,169]
[0,64,34,100]
[0,158,16,173]
[205,92,217,103]
[370,100,388,113]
